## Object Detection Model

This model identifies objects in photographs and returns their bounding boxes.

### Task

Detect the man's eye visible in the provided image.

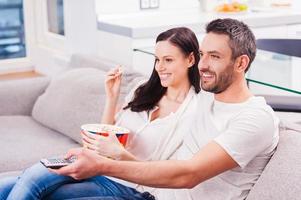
[211,55,220,59]
[166,58,172,62]
[199,52,203,57]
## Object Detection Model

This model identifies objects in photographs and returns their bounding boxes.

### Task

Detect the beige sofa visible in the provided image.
[0,54,144,174]
[0,55,300,200]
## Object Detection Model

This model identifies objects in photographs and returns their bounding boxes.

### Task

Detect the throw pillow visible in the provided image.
[32,68,107,143]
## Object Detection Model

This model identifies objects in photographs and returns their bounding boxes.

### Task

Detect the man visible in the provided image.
[54,18,279,200]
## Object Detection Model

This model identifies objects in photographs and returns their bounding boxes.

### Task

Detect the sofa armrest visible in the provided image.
[246,125,301,200]
[0,77,50,116]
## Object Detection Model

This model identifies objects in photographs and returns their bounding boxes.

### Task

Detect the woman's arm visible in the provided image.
[82,67,141,161]
[101,96,119,124]
[101,67,122,124]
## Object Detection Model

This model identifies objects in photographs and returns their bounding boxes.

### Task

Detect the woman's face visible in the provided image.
[154,40,193,88]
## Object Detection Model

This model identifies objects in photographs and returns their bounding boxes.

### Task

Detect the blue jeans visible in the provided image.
[0,163,154,200]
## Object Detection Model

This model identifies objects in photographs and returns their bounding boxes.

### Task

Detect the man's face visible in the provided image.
[199,33,235,94]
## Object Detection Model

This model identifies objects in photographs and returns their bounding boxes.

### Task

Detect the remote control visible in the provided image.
[40,156,77,169]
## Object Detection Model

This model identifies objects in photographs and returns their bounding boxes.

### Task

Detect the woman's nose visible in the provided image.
[155,61,164,71]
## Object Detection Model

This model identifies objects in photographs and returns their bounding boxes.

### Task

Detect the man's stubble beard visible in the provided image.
[201,63,234,94]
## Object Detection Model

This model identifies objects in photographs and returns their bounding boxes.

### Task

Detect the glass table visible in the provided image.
[133,47,301,111]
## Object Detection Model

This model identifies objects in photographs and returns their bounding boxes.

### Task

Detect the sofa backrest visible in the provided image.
[66,54,119,72]
[246,123,301,200]
[65,53,146,102]
[0,77,50,116]
[31,55,146,143]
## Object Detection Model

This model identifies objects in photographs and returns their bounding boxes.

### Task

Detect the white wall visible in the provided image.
[95,0,199,15]
[30,0,200,76]
[31,0,98,76]
[18,0,301,76]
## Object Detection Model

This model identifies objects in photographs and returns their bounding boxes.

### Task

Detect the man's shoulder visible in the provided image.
[228,96,279,127]
[244,96,275,115]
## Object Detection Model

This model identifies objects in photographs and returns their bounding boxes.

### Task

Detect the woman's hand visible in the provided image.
[105,66,122,99]
[81,130,125,160]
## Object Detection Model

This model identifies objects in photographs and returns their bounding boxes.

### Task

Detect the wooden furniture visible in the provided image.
[0,71,43,81]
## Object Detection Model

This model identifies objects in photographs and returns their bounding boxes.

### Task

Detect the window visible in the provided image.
[47,0,65,35]
[0,0,26,60]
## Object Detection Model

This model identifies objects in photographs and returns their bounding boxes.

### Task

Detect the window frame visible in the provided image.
[0,0,31,72]
[37,0,67,51]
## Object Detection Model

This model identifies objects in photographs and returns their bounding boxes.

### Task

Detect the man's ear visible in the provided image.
[235,55,250,73]
[187,52,195,68]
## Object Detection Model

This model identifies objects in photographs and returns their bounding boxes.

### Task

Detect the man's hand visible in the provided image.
[50,148,111,180]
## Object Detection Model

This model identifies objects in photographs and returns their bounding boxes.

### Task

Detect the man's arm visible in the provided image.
[53,141,237,188]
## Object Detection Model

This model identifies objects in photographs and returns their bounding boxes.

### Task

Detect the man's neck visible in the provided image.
[214,79,252,103]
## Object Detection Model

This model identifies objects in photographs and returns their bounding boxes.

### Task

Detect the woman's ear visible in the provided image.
[235,55,250,73]
[187,52,195,68]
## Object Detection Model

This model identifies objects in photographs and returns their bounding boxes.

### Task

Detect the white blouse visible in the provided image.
[115,86,199,161]
[111,84,200,192]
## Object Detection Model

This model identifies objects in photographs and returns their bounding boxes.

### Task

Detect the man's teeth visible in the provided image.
[202,73,213,77]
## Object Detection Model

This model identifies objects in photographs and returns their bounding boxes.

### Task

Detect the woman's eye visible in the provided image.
[165,58,172,62]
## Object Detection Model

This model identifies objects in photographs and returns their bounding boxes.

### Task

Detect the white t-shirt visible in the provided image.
[155,91,279,200]
[110,85,200,190]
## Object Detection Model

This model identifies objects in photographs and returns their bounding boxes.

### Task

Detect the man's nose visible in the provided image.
[198,55,209,70]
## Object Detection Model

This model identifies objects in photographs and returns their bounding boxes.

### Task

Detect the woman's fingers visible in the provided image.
[105,74,118,84]
[81,130,97,140]
[81,134,100,152]
[106,66,122,78]
[81,132,97,147]
[105,73,121,85]
[82,141,97,151]
[81,131,110,146]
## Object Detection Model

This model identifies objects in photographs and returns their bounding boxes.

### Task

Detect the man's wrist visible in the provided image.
[96,157,118,176]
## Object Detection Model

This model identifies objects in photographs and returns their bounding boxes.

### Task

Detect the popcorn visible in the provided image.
[81,124,130,146]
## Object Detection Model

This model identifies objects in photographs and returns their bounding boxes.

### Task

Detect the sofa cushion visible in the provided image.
[276,111,301,127]
[246,126,301,200]
[0,77,50,116]
[119,68,147,102]
[32,68,107,143]
[0,116,79,172]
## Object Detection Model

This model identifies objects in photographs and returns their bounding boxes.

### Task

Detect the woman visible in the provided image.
[0,27,201,200]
